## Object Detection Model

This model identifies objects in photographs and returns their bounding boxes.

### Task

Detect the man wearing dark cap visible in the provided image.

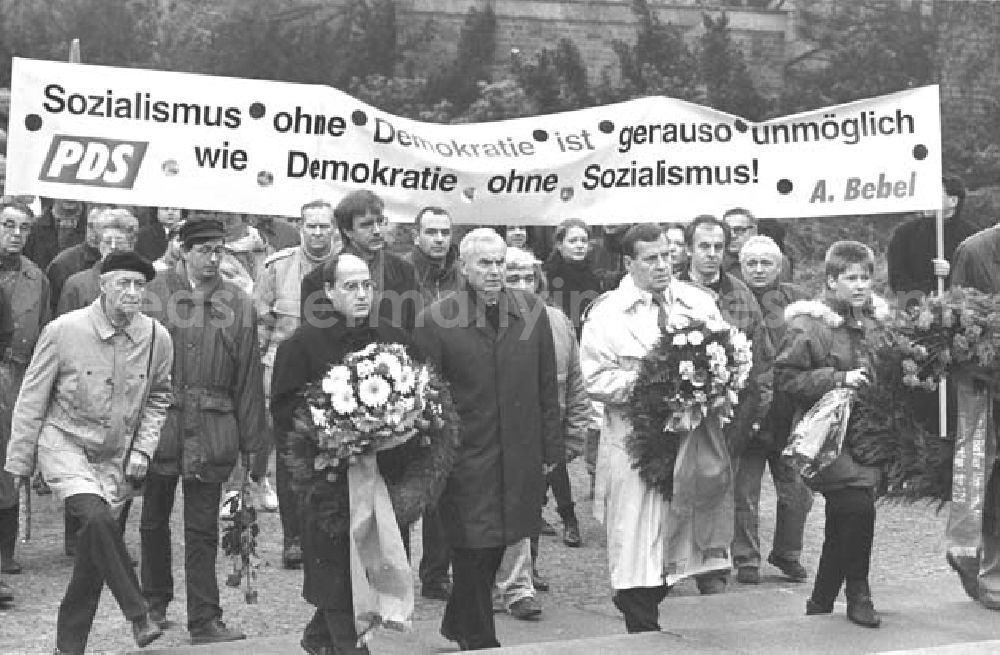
[5,250,173,653]
[140,218,265,645]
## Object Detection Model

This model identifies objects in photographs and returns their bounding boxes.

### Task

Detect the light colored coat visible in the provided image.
[254,246,333,370]
[581,274,733,589]
[5,300,173,511]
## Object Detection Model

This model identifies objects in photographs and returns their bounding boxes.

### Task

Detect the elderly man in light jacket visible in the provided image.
[581,224,732,634]
[5,251,173,654]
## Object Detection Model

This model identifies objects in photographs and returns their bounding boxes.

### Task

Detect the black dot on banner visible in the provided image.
[560,187,575,202]
[776,179,793,195]
[733,119,748,133]
[161,159,179,177]
[461,187,476,203]
[532,129,548,142]
[249,102,266,119]
[257,170,274,187]
[351,110,368,126]
[598,120,614,134]
[913,144,928,160]
[25,114,42,131]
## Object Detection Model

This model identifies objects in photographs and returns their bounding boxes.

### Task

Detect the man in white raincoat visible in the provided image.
[581,223,734,633]
[5,251,173,654]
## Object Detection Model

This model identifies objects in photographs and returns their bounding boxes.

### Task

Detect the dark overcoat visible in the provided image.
[412,287,562,549]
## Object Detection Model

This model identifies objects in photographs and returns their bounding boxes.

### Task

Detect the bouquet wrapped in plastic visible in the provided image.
[782,388,854,480]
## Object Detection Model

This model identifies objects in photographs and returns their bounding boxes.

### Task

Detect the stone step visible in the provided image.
[134,574,1000,654]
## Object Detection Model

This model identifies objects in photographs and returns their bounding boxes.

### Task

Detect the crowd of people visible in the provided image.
[0,173,996,653]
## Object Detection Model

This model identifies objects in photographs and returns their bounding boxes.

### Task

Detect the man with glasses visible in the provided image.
[57,209,139,315]
[254,200,341,568]
[0,200,50,603]
[722,208,792,284]
[300,191,419,331]
[5,250,172,653]
[140,219,265,645]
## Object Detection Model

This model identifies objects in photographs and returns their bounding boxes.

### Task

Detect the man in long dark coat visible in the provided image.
[412,228,562,650]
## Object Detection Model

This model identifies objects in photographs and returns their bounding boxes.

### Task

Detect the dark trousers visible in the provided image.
[732,445,813,568]
[66,497,132,552]
[546,462,577,524]
[273,428,300,545]
[811,487,876,607]
[57,494,146,654]
[140,473,223,631]
[612,585,669,633]
[442,546,505,650]
[303,608,368,654]
[417,506,451,586]
[0,504,17,564]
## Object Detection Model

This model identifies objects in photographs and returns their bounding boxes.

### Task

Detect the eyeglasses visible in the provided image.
[190,244,227,256]
[357,216,388,229]
[505,274,536,285]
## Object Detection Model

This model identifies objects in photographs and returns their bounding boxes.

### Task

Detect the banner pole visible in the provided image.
[936,208,947,439]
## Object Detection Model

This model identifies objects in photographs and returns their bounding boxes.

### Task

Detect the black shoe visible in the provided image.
[300,639,335,655]
[767,553,808,581]
[562,522,582,548]
[440,624,470,650]
[0,580,12,604]
[148,607,173,630]
[805,598,833,615]
[539,518,557,536]
[532,569,549,592]
[946,551,979,601]
[421,580,452,601]
[846,596,881,628]
[283,539,303,570]
[1,559,21,575]
[508,596,543,620]
[696,575,727,595]
[132,615,164,648]
[737,567,760,584]
[189,618,246,645]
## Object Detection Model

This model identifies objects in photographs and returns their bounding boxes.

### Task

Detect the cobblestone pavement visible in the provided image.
[0,459,954,653]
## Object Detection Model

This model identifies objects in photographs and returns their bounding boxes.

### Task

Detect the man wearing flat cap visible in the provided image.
[140,218,265,645]
[5,250,174,653]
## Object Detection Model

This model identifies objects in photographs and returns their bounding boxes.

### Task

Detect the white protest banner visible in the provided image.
[5,58,941,223]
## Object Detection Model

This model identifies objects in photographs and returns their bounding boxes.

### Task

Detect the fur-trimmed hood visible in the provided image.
[784,294,891,328]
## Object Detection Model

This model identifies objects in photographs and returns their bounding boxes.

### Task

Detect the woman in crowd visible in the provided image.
[543,219,604,338]
[774,240,885,629]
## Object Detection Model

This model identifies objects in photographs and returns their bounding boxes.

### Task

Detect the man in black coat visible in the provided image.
[271,253,417,655]
[412,228,562,650]
[300,191,419,332]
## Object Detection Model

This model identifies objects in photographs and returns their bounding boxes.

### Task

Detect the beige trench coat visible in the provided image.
[5,300,173,511]
[581,274,735,589]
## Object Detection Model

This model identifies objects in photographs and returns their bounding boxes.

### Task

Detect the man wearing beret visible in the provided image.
[4,250,173,653]
[140,218,265,644]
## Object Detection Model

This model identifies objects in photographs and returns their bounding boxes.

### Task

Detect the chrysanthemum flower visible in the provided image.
[359,375,391,408]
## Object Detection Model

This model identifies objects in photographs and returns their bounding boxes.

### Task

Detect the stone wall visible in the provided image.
[396,0,793,97]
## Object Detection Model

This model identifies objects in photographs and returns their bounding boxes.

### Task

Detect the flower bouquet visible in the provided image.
[302,342,442,480]
[220,476,259,604]
[625,319,753,499]
[287,341,459,645]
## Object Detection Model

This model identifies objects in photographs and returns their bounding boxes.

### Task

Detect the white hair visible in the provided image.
[739,234,782,264]
[459,228,506,262]
[504,246,538,269]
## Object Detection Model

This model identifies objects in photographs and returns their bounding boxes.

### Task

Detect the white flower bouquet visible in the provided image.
[302,342,443,480]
